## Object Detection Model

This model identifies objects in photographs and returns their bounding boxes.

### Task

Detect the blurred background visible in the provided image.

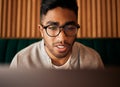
[0,0,120,38]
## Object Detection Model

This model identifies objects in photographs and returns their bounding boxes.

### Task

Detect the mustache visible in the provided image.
[53,41,73,47]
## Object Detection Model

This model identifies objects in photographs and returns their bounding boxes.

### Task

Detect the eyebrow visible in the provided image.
[46,21,59,26]
[64,21,77,26]
[46,21,77,26]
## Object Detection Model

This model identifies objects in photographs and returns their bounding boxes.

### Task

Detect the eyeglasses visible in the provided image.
[41,24,80,37]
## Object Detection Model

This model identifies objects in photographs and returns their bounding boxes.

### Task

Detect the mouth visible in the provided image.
[57,45,65,49]
[55,45,68,53]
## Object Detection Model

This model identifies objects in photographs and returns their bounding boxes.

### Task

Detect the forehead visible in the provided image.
[41,7,77,25]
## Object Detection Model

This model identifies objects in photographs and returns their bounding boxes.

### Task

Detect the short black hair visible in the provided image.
[40,0,78,22]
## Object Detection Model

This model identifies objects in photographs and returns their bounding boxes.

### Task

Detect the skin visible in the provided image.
[39,7,78,66]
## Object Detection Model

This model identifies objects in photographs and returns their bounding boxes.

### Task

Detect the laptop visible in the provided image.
[0,66,120,87]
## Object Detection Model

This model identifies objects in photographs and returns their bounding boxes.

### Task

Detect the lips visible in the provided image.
[57,45,65,49]
[55,45,68,53]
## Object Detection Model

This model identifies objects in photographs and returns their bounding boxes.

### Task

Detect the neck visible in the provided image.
[45,46,71,66]
[51,53,71,66]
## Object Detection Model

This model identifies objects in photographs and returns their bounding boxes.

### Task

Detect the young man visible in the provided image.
[10,0,104,69]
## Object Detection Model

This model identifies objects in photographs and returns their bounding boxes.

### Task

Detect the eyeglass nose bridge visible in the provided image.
[57,26,67,36]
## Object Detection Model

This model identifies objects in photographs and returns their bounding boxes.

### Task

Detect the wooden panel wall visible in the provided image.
[0,0,120,38]
[0,0,41,38]
[77,0,120,38]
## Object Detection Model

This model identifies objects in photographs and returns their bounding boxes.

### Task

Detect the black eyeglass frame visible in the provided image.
[41,24,80,37]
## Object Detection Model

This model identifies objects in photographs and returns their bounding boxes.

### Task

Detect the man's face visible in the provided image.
[40,7,78,59]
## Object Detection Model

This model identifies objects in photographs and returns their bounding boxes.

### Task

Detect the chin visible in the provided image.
[54,52,69,59]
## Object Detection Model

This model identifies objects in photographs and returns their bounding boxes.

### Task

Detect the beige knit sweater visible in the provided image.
[10,40,104,69]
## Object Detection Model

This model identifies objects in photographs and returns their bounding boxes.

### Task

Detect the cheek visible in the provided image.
[42,30,49,39]
[67,36,76,43]
[44,37,55,51]
[43,31,54,45]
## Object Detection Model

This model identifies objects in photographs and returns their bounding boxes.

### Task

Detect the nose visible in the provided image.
[57,30,67,43]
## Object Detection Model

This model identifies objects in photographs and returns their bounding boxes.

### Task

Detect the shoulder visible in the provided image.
[10,41,42,68]
[17,41,41,56]
[73,42,98,54]
[74,41,99,55]
[73,42,104,69]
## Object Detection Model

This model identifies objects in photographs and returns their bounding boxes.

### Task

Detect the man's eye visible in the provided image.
[48,25,57,30]
[65,25,76,30]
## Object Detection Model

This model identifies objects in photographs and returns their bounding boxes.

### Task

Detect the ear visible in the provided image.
[38,24,43,37]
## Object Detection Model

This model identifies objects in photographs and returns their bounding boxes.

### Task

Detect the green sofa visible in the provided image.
[0,38,120,67]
